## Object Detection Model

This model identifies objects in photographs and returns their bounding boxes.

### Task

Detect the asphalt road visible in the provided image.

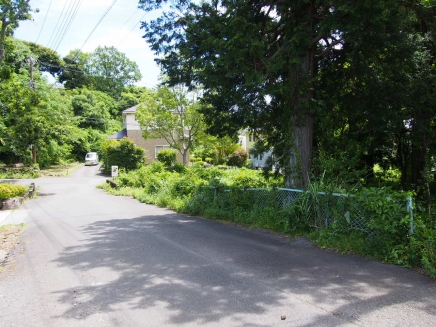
[0,164,435,326]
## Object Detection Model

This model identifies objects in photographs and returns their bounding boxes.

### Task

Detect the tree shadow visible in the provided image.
[52,214,289,325]
[52,212,436,325]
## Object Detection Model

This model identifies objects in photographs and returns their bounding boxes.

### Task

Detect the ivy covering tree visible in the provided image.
[139,0,436,192]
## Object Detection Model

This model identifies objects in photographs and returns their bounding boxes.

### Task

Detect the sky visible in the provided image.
[14,0,162,88]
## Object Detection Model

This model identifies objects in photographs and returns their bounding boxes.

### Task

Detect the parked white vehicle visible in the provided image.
[85,152,99,166]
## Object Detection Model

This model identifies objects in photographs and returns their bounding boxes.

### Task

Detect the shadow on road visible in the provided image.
[51,212,436,325]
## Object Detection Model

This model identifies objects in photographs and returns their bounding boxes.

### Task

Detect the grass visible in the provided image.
[39,162,82,177]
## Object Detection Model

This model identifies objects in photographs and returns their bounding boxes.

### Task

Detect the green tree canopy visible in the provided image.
[59,46,142,98]
[0,71,77,165]
[88,46,142,98]
[23,41,64,76]
[71,88,116,132]
[139,0,436,190]
[136,85,205,165]
[58,49,92,90]
[0,0,33,63]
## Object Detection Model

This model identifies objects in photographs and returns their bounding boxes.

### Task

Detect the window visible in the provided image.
[155,145,170,158]
[249,134,252,142]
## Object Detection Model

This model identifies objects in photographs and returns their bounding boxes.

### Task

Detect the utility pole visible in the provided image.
[26,57,36,91]
[26,57,37,163]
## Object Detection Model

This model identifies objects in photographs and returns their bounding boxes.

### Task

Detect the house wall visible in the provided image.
[123,112,141,130]
[238,130,272,168]
[127,130,185,164]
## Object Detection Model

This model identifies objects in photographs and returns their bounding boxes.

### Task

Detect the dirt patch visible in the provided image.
[0,224,24,268]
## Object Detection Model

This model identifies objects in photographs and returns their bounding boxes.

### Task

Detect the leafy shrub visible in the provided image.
[227,148,249,167]
[0,165,39,179]
[102,138,144,172]
[168,162,186,173]
[157,149,177,167]
[0,183,28,199]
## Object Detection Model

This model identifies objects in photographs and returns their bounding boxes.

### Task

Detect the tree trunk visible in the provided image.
[182,149,189,166]
[286,113,314,189]
[284,21,315,190]
[0,19,9,64]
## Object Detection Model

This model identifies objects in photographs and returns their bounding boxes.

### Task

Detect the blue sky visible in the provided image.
[14,0,161,88]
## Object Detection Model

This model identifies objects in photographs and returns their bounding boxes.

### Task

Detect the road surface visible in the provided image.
[0,164,435,326]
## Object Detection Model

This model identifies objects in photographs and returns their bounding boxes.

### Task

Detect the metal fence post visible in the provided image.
[406,196,414,234]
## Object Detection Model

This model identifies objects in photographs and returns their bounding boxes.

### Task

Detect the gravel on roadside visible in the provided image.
[0,224,24,267]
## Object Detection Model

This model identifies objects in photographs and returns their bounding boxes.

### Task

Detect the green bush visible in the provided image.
[0,183,28,199]
[227,148,249,167]
[157,149,177,167]
[0,166,39,179]
[102,138,144,172]
[168,162,186,173]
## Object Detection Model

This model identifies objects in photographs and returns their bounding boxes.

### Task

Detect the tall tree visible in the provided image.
[88,46,142,98]
[0,72,77,165]
[136,85,205,165]
[0,0,32,64]
[139,0,433,189]
[59,47,142,98]
[58,49,92,90]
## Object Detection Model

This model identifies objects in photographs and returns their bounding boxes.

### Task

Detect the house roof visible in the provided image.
[106,129,127,140]
[123,105,138,113]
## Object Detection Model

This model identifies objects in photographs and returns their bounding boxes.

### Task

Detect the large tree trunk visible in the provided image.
[284,21,315,190]
[286,113,314,189]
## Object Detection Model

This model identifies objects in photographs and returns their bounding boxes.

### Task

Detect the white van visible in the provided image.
[85,152,99,166]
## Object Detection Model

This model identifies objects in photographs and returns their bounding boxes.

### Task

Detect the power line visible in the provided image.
[117,12,148,48]
[49,0,77,49]
[35,0,53,44]
[54,0,82,51]
[47,1,68,48]
[78,0,119,52]
[118,8,140,33]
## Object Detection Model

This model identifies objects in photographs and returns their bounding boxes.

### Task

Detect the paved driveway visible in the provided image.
[0,166,435,326]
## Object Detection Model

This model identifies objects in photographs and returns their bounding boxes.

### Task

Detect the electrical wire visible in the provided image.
[78,0,119,52]
[118,8,140,34]
[117,12,148,48]
[54,0,82,51]
[46,0,69,48]
[35,0,53,44]
[48,0,77,49]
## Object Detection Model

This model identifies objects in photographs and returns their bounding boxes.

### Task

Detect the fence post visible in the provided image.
[406,196,414,234]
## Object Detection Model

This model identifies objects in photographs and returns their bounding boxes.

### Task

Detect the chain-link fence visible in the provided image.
[196,186,414,236]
